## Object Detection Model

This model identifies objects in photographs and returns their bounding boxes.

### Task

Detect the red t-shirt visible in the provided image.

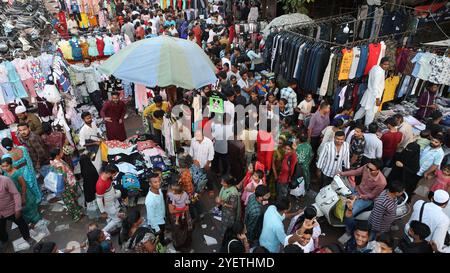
[381,131,403,159]
[364,43,382,75]
[96,176,112,196]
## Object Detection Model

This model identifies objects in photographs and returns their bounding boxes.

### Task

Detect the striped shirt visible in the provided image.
[280,87,297,116]
[317,141,350,177]
[368,190,397,233]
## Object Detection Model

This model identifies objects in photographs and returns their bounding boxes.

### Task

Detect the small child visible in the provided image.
[334,104,353,126]
[416,129,431,151]
[168,183,190,225]
[296,93,315,128]
[85,223,115,253]
[241,170,264,206]
[428,165,450,200]
[82,223,116,253]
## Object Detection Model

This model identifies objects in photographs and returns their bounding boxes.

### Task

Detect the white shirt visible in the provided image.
[169,28,178,36]
[189,137,215,168]
[348,47,361,79]
[363,133,383,159]
[228,70,241,81]
[297,100,315,120]
[405,200,450,252]
[78,122,102,147]
[207,28,225,43]
[211,123,233,154]
[359,65,385,110]
[223,100,235,123]
[283,234,315,253]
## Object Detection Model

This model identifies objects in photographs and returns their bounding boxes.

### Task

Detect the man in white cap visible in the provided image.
[404,189,450,252]
[15,105,43,135]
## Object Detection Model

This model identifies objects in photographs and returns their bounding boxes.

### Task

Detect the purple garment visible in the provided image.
[179,21,189,39]
[416,90,436,120]
[308,111,330,137]
[168,191,189,208]
[0,175,22,217]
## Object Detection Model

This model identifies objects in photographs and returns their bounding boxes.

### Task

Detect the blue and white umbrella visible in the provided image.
[99,36,217,90]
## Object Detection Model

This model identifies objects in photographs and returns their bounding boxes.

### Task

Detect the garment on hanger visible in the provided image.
[87,37,99,57]
[355,44,368,78]
[4,61,28,99]
[69,39,83,61]
[411,52,433,80]
[379,76,400,111]
[348,47,361,80]
[96,37,105,57]
[429,55,450,86]
[103,36,114,56]
[338,48,353,81]
[363,42,382,75]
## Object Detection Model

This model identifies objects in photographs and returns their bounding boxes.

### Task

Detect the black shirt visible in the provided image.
[426,121,444,136]
[220,239,245,253]
[398,239,433,253]
[234,95,247,107]
[240,6,250,20]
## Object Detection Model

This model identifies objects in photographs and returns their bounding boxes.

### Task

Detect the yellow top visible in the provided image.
[58,40,73,60]
[143,101,169,130]
[379,76,400,111]
[338,48,353,81]
[79,13,89,28]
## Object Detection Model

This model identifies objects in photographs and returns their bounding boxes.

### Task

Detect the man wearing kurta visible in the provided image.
[100,92,127,141]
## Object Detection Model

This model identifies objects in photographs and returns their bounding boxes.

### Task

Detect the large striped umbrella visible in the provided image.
[99,36,217,90]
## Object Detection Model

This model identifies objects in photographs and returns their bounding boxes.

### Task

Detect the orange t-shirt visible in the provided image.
[338,48,353,81]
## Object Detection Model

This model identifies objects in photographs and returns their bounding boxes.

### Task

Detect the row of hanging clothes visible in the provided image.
[263,29,449,121]
[355,3,418,41]
[264,30,332,94]
[57,33,130,62]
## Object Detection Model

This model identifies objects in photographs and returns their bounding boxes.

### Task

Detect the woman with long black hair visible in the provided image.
[220,221,249,253]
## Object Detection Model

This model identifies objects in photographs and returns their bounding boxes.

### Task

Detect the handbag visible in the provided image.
[44,171,65,194]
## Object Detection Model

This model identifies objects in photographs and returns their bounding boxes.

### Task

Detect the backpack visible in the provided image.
[252,205,269,242]
[287,155,303,189]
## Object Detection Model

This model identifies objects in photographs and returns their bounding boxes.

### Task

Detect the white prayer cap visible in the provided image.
[434,190,450,204]
[14,105,26,114]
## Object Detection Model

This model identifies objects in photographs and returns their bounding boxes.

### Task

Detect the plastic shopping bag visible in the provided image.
[290,177,305,197]
[44,172,64,194]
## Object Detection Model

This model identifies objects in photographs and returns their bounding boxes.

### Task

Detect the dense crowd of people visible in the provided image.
[0,0,449,254]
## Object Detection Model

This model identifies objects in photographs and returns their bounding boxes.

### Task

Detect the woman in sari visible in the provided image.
[269,135,287,199]
[295,132,313,191]
[1,138,42,204]
[216,175,240,235]
[49,149,84,222]
[1,156,42,226]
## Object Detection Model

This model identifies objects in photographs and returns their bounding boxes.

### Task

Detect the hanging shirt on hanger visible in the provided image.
[411,52,434,80]
[338,48,353,81]
[364,43,382,76]
[348,47,361,80]
[378,76,400,111]
[355,44,368,78]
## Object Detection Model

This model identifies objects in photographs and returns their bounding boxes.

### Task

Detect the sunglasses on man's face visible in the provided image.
[366,165,378,172]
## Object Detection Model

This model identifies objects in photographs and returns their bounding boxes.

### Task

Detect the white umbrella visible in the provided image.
[262,13,312,38]
[422,39,450,47]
